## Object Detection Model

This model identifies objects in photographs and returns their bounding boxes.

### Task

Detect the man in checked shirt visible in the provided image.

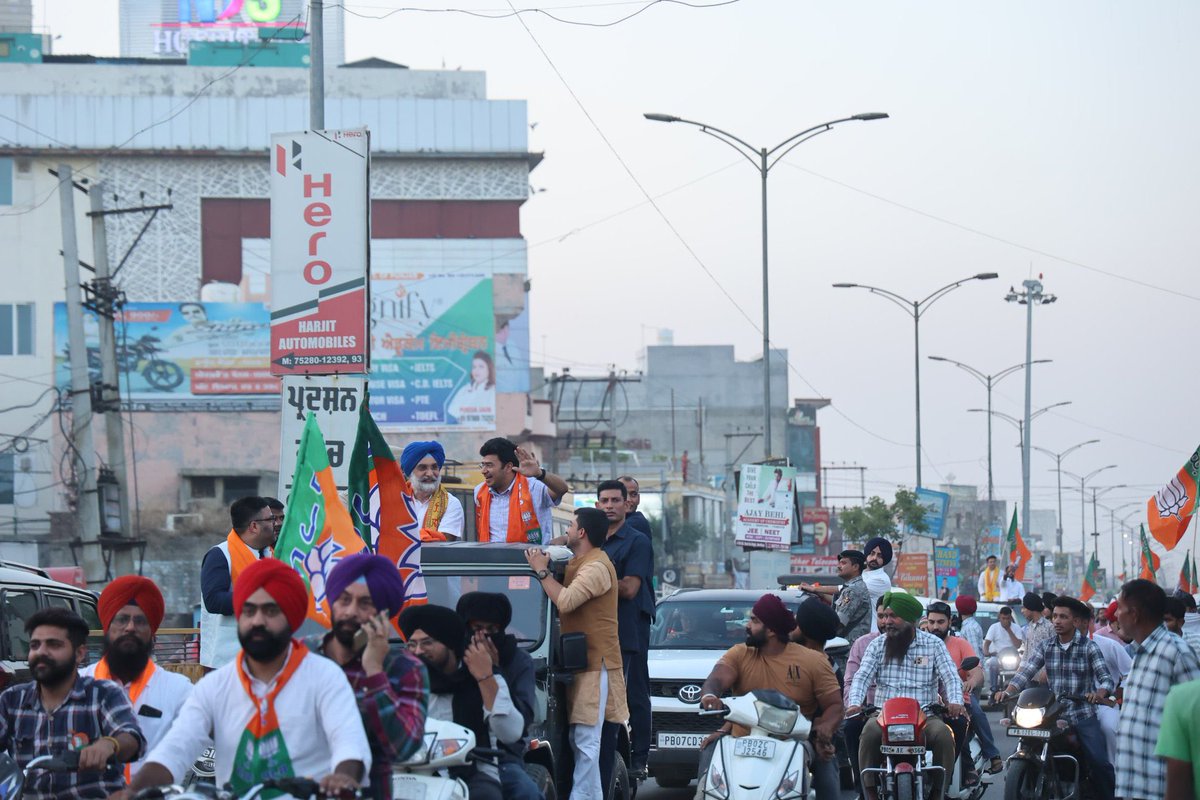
[314,553,429,800]
[994,596,1115,800]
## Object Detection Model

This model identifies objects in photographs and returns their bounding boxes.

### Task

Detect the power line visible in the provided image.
[331,0,739,26]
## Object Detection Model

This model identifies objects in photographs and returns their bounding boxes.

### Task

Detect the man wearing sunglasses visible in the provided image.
[199,496,275,669]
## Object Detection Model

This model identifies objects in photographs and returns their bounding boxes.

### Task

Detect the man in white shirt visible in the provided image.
[983,605,1024,692]
[862,537,894,633]
[474,437,567,545]
[999,564,1025,603]
[120,559,370,800]
[80,576,193,781]
[400,440,464,540]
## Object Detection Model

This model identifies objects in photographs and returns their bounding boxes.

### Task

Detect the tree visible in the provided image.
[648,503,707,567]
[838,489,929,544]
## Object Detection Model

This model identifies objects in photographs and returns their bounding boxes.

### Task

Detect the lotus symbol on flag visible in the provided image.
[1156,476,1190,521]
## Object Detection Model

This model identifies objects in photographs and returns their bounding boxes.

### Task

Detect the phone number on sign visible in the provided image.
[291,355,366,366]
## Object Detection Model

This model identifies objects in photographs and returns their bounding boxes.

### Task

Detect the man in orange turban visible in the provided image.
[82,576,194,781]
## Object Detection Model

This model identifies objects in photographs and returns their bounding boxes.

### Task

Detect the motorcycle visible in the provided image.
[1000,687,1101,800]
[696,690,814,800]
[76,331,185,392]
[949,655,991,800]
[986,647,1022,709]
[0,751,114,800]
[854,698,950,800]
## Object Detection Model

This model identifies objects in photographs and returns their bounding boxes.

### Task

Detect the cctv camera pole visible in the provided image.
[58,165,107,586]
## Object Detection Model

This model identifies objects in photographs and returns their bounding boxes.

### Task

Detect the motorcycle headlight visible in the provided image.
[1000,653,1021,670]
[754,700,800,736]
[1014,707,1045,729]
[706,748,729,800]
[886,724,915,743]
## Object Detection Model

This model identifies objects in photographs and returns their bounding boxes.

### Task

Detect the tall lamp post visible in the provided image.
[1031,440,1100,552]
[834,273,999,487]
[645,111,889,458]
[929,356,1049,524]
[1062,465,1118,555]
[1005,278,1057,552]
[1108,501,1139,587]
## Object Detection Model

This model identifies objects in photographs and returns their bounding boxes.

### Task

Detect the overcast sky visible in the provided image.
[40,1,1200,578]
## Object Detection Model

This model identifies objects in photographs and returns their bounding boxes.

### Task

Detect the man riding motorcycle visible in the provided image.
[846,591,964,800]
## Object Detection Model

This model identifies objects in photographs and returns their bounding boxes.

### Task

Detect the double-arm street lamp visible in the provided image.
[1031,440,1100,552]
[833,274,999,487]
[644,111,889,458]
[930,356,1050,523]
[1062,465,1118,555]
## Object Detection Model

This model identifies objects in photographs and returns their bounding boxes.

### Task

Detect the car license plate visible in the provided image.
[733,738,776,759]
[657,733,706,749]
[1007,727,1051,739]
[880,745,926,755]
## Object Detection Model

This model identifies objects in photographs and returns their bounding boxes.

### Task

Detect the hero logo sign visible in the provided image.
[269,129,370,377]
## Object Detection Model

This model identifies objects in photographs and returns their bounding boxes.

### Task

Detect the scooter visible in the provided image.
[696,690,814,800]
[393,717,508,800]
[855,697,950,800]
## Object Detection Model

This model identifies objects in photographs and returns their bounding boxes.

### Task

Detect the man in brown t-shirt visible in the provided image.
[695,593,843,799]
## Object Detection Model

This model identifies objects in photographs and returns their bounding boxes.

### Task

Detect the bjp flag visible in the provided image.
[275,412,366,627]
[1006,507,1033,581]
[1147,445,1200,551]
[1139,524,1162,582]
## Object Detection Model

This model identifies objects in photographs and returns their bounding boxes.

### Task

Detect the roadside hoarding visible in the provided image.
[53,302,275,410]
[934,545,960,599]
[270,129,370,376]
[278,374,367,497]
[788,554,839,577]
[734,464,797,550]
[912,487,950,538]
[895,552,931,596]
[802,507,831,548]
[369,272,495,431]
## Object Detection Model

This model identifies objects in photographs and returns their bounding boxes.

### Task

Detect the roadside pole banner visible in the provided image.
[278,374,366,498]
[734,464,798,550]
[270,129,370,376]
[934,546,959,599]
[895,552,931,596]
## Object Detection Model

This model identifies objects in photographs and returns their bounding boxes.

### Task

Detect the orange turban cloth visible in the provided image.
[233,559,308,632]
[98,576,165,633]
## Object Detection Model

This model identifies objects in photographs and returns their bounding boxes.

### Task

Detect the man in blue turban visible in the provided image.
[312,553,428,800]
[400,440,464,541]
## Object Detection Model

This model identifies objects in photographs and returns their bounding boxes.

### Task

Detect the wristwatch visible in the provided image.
[538,467,547,480]
[534,568,551,580]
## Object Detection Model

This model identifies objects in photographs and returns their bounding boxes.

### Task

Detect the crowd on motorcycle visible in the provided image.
[1,431,1199,800]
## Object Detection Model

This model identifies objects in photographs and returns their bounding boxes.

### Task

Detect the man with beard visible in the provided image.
[316,554,429,800]
[123,559,369,799]
[846,591,964,800]
[79,576,192,781]
[0,608,144,799]
[476,438,567,544]
[999,564,1025,603]
[457,592,543,800]
[618,476,651,537]
[200,495,275,669]
[399,604,524,800]
[994,597,1114,800]
[862,538,893,633]
[696,594,842,799]
[401,441,464,541]
[526,507,628,800]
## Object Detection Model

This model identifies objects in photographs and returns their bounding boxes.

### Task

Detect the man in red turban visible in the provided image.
[82,576,194,781]
[122,558,370,800]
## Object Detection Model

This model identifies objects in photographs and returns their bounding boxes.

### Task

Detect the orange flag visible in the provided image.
[1006,507,1033,581]
[1147,445,1200,551]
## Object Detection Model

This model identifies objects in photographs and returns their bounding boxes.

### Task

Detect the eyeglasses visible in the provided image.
[110,614,151,631]
[251,516,274,525]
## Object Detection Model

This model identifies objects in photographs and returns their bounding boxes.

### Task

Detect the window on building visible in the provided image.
[0,303,33,355]
[189,476,216,499]
[222,476,260,505]
[0,158,11,206]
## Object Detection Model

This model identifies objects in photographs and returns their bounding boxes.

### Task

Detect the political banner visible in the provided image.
[895,552,931,596]
[912,487,950,539]
[270,129,370,376]
[369,272,495,431]
[279,374,366,497]
[53,302,275,411]
[734,464,798,550]
[934,546,959,600]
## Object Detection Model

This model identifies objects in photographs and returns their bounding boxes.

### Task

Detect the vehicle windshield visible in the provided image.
[650,599,756,650]
[423,572,547,650]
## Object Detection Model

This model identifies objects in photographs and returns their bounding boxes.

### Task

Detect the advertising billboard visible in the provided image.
[895,552,931,596]
[146,0,308,57]
[369,272,495,431]
[734,464,798,550]
[53,302,276,410]
[270,129,370,377]
[912,487,950,539]
[934,546,960,600]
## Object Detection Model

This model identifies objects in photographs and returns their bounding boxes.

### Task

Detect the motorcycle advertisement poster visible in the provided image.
[53,302,275,410]
[734,464,797,550]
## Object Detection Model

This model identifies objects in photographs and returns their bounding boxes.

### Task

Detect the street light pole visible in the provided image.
[929,356,1049,523]
[1031,440,1100,552]
[645,111,888,459]
[1064,464,1118,561]
[1006,279,1057,548]
[835,273,999,488]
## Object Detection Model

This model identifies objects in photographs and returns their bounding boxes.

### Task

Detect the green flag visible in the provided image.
[1081,553,1101,602]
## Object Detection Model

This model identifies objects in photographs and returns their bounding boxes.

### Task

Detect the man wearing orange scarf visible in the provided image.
[122,559,370,800]
[475,438,567,545]
[199,496,274,669]
[401,440,464,541]
[81,576,193,781]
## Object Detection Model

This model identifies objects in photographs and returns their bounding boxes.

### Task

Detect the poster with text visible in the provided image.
[734,464,797,550]
[54,302,276,411]
[934,546,960,600]
[895,552,931,596]
[369,272,495,430]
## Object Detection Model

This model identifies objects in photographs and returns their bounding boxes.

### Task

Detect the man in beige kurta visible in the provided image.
[527,507,628,800]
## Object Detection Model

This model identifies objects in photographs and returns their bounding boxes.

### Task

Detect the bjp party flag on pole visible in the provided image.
[347,397,427,609]
[1006,507,1033,580]
[1147,445,1200,551]
[1139,523,1162,582]
[275,412,366,627]
[1177,551,1198,595]
[1081,553,1101,602]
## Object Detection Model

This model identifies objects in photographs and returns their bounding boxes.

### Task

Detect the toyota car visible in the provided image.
[647,588,809,788]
